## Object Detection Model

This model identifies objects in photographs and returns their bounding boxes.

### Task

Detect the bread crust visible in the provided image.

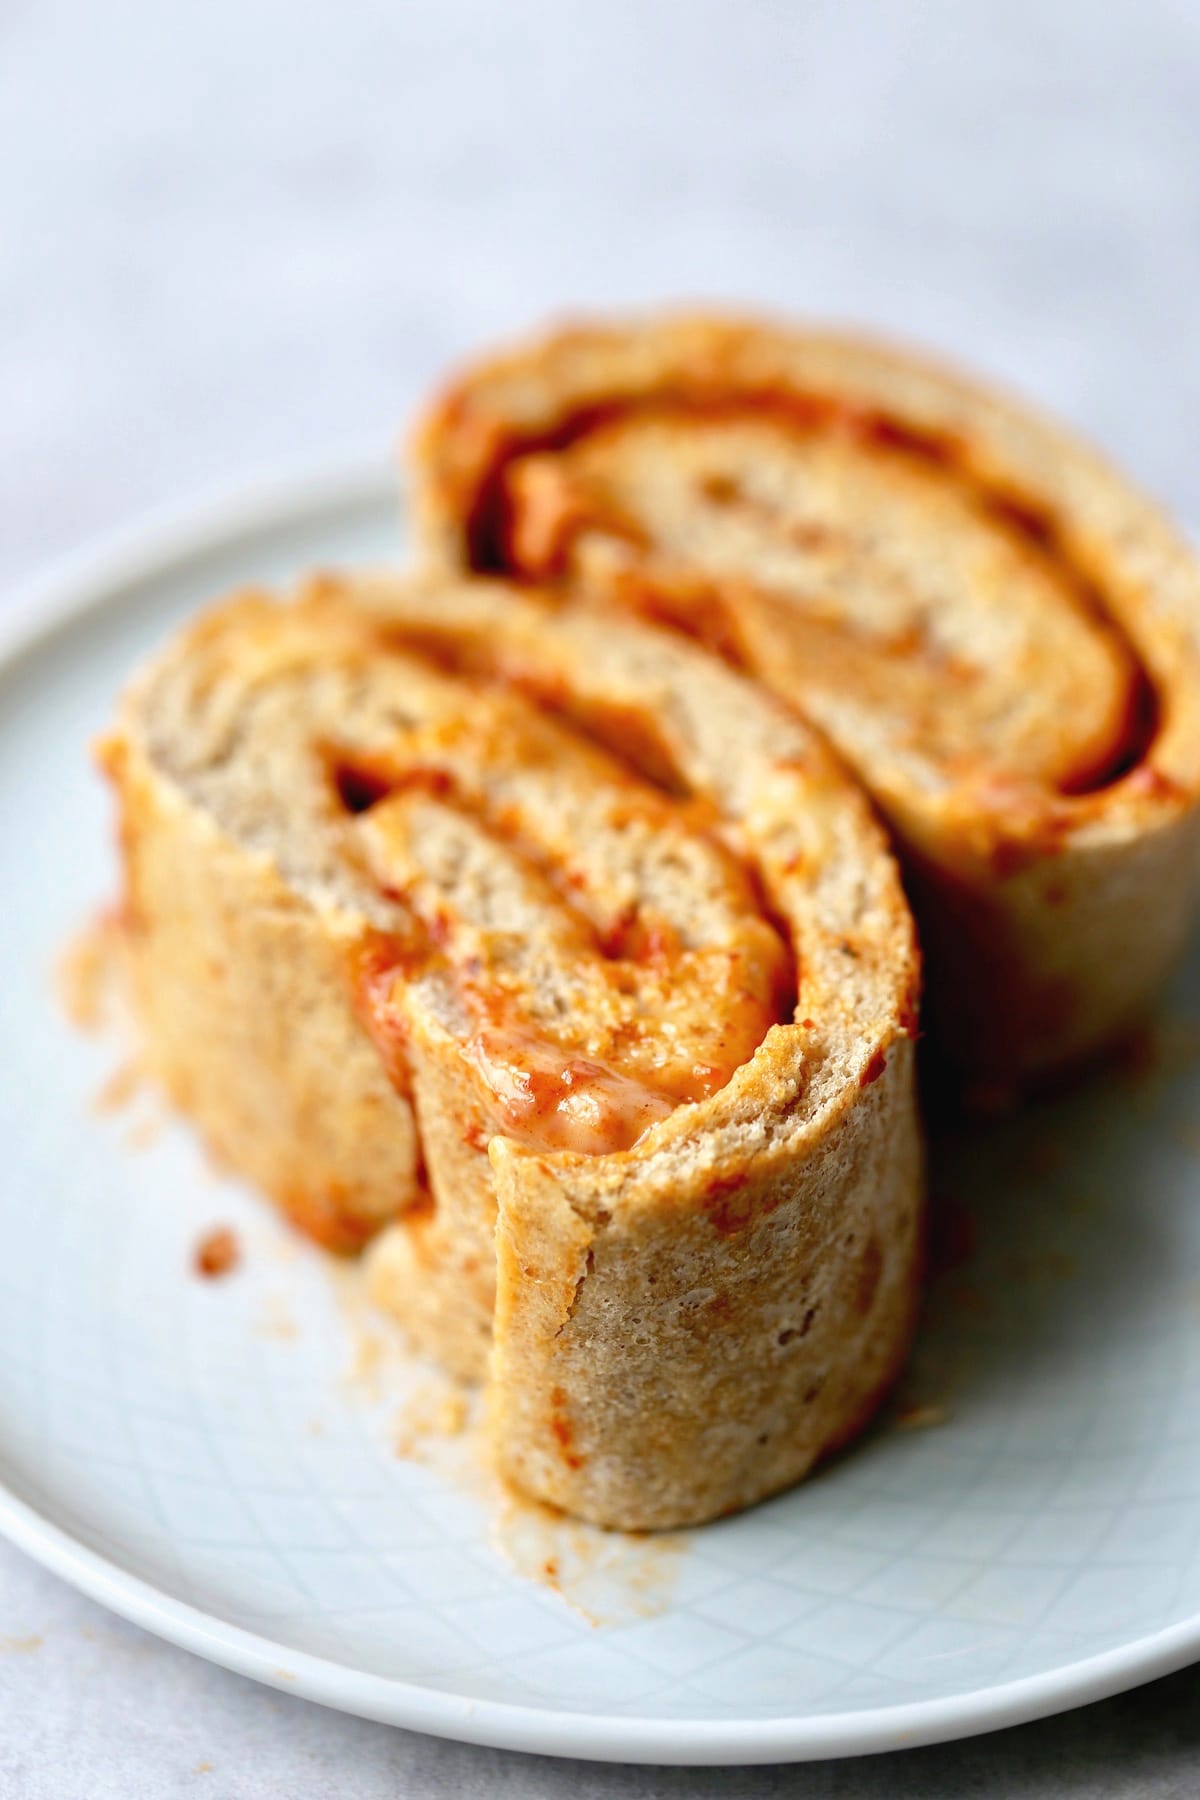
[411,314,1200,1093]
[105,572,922,1528]
[101,730,421,1253]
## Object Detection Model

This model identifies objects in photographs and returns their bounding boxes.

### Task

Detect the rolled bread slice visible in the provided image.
[412,314,1200,1097]
[102,571,922,1530]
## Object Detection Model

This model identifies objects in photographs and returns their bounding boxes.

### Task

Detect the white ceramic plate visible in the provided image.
[4,460,1200,1766]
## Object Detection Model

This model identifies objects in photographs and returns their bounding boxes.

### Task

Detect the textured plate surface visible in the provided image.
[3,462,1200,1764]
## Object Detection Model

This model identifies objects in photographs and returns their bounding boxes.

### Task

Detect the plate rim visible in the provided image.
[4,453,1200,1765]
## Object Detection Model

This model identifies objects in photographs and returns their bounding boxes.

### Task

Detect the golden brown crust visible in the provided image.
[105,571,923,1527]
[410,313,1200,1092]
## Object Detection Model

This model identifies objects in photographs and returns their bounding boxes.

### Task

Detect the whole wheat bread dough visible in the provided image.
[412,314,1200,1098]
[102,572,922,1529]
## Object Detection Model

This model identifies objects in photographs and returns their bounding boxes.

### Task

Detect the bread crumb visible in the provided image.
[895,1403,950,1431]
[393,1381,469,1459]
[122,1105,164,1149]
[345,1329,385,1394]
[329,1266,684,1625]
[56,911,124,1034]
[0,1634,43,1654]
[490,1478,688,1624]
[92,1061,144,1117]
[193,1227,240,1280]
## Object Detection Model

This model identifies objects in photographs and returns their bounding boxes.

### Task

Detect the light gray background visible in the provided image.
[4,0,1200,1792]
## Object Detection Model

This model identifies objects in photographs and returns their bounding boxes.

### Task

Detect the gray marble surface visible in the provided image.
[4,0,1200,1791]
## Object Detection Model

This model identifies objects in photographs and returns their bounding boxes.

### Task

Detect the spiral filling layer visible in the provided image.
[413,318,1200,1088]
